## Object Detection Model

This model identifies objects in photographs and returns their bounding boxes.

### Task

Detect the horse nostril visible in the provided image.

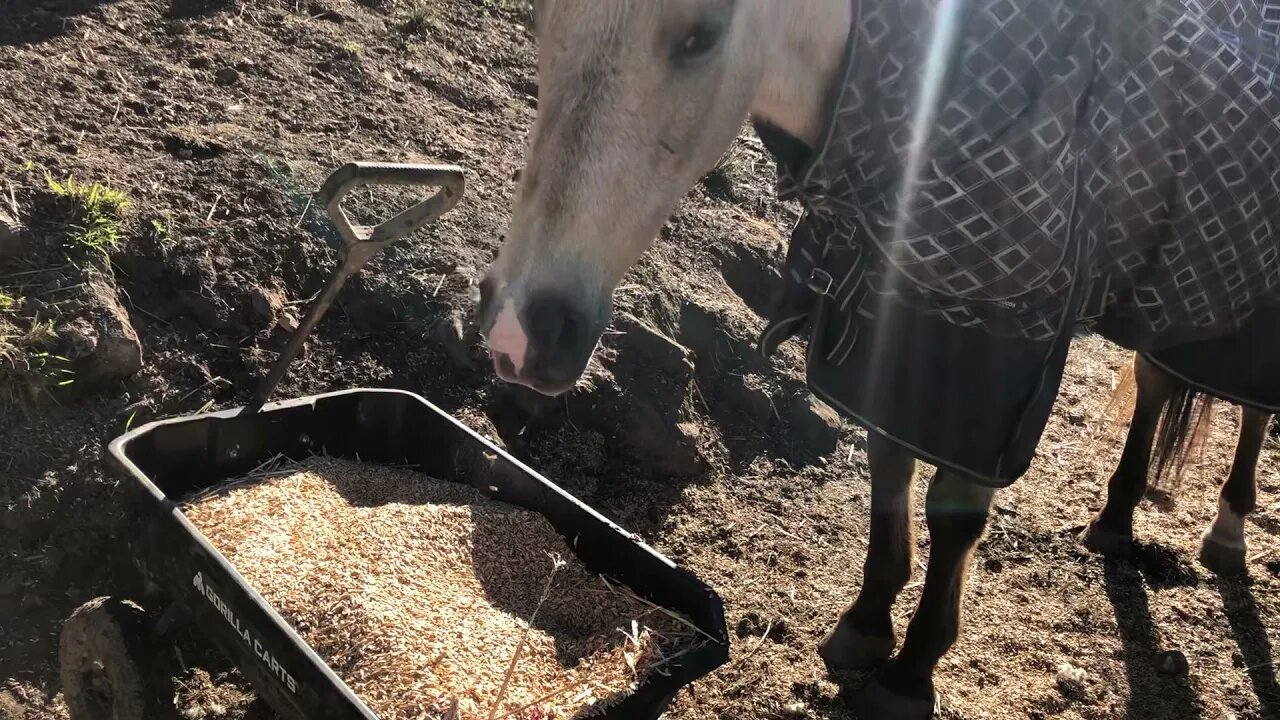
[525,291,585,353]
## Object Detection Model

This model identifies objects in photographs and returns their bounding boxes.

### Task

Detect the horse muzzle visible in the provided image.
[476,275,606,396]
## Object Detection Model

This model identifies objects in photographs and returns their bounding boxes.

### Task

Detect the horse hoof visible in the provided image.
[852,678,939,720]
[1198,534,1247,576]
[819,619,895,671]
[1079,521,1133,555]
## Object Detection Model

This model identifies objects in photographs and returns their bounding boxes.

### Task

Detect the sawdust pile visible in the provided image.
[181,456,701,720]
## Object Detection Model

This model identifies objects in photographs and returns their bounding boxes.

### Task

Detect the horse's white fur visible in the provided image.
[1205,497,1248,549]
[484,0,852,382]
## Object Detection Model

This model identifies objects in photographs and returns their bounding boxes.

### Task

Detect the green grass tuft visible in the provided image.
[0,314,64,392]
[45,174,129,252]
[481,0,533,26]
[403,1,438,34]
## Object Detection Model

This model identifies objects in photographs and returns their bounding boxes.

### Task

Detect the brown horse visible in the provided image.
[474,1,1280,717]
[1082,353,1274,578]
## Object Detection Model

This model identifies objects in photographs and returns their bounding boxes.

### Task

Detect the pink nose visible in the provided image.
[486,301,530,378]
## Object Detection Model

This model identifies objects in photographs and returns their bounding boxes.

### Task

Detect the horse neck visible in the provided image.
[749,0,853,148]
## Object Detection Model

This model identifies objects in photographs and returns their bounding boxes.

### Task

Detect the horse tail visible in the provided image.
[1149,384,1215,499]
[1104,359,1137,428]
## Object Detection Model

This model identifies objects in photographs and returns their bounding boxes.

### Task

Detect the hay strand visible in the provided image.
[488,553,566,720]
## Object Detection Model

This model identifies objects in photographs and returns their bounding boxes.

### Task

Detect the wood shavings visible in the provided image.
[182,456,701,720]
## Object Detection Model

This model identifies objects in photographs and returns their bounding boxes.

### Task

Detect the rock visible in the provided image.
[249,285,286,322]
[1068,413,1087,426]
[676,421,702,444]
[622,399,704,476]
[1157,649,1189,676]
[247,286,302,334]
[735,375,777,427]
[65,277,143,388]
[1055,662,1089,699]
[277,313,299,333]
[780,702,809,718]
[787,394,841,460]
[613,312,694,378]
[182,291,235,330]
[214,66,240,85]
[716,241,784,318]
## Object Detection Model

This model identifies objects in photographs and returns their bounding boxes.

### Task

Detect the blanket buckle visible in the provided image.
[807,268,835,297]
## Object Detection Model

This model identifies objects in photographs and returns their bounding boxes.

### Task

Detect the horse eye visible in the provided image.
[672,22,723,63]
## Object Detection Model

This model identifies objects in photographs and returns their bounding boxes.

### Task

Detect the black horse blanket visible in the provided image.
[757,0,1280,484]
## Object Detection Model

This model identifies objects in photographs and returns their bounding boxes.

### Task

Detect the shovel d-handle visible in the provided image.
[319,162,466,248]
[240,161,467,417]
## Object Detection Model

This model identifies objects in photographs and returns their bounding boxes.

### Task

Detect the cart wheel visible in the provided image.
[59,597,163,720]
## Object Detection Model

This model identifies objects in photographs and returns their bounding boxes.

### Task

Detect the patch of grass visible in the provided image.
[403,0,438,34]
[703,147,750,203]
[45,174,129,252]
[490,0,532,12]
[0,310,68,401]
[480,0,533,26]
[341,41,365,57]
[148,215,173,245]
[0,234,73,400]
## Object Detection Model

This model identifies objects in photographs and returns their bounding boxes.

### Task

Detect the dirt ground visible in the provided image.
[1,1,1277,719]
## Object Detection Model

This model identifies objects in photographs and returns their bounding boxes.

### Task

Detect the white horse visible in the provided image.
[478,0,850,395]
[476,1,1279,718]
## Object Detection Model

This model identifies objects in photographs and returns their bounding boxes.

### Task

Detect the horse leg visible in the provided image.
[820,433,917,670]
[1199,407,1271,575]
[855,467,996,720]
[1080,354,1177,553]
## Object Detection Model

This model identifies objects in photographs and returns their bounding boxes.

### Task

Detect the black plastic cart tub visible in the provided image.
[92,388,730,720]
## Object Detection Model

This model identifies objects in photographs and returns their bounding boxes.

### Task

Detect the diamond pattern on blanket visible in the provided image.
[770,0,1280,352]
